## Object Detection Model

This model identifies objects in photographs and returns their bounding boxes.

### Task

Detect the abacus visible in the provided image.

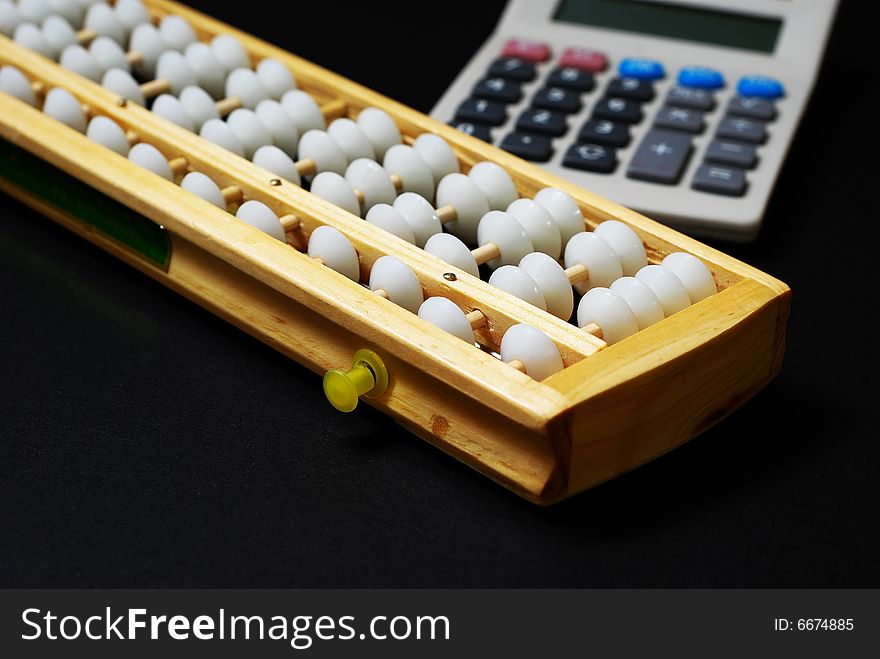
[0,0,790,504]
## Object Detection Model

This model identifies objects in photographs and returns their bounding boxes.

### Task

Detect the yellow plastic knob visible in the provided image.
[323,349,389,413]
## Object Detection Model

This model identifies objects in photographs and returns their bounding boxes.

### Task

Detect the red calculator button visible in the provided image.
[501,39,551,63]
[559,47,608,72]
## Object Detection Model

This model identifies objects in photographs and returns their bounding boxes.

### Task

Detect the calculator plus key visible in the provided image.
[654,106,705,133]
[488,57,536,82]
[727,96,777,121]
[516,108,567,136]
[606,77,655,102]
[472,77,522,104]
[449,121,493,142]
[716,116,767,143]
[533,87,582,114]
[705,139,757,169]
[500,132,554,162]
[666,86,715,111]
[692,164,747,196]
[548,67,595,92]
[627,129,693,184]
[454,98,507,126]
[563,143,618,173]
[578,119,630,148]
[592,97,643,124]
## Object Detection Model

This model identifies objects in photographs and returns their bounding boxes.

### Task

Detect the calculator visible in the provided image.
[431,0,839,241]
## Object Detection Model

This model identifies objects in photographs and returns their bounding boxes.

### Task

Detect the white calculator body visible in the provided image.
[431,0,839,241]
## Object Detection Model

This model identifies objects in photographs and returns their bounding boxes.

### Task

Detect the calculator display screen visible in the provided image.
[554,0,782,53]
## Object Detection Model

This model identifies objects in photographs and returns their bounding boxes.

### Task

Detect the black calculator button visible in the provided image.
[500,132,554,162]
[666,86,715,111]
[454,98,507,126]
[606,77,655,102]
[516,108,568,137]
[716,115,767,143]
[547,67,595,92]
[653,106,705,133]
[627,129,693,185]
[532,87,582,114]
[563,143,618,173]
[472,77,522,104]
[449,121,493,142]
[592,97,643,124]
[704,139,757,169]
[488,57,537,82]
[727,96,777,121]
[692,164,747,196]
[577,119,630,148]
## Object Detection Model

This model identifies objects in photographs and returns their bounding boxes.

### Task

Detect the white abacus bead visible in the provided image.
[179,85,218,129]
[519,252,573,321]
[392,192,442,248]
[42,15,77,53]
[297,129,347,175]
[564,231,623,293]
[19,0,51,23]
[0,2,23,37]
[435,173,489,244]
[235,199,285,242]
[309,171,360,216]
[382,145,433,200]
[156,50,199,95]
[356,107,401,160]
[59,44,102,81]
[152,94,195,131]
[89,36,129,72]
[180,171,225,209]
[14,23,55,58]
[253,145,301,185]
[477,210,534,270]
[610,276,664,330]
[256,58,296,99]
[468,162,518,211]
[158,15,196,51]
[183,42,226,99]
[280,89,324,133]
[577,288,639,345]
[307,225,360,281]
[327,117,374,161]
[500,324,564,381]
[42,87,86,132]
[369,255,423,314]
[114,0,149,33]
[48,0,82,26]
[418,297,475,344]
[85,115,128,155]
[127,142,172,181]
[227,108,272,158]
[364,204,416,245]
[634,264,691,316]
[594,220,647,276]
[506,198,561,259]
[102,68,144,105]
[84,3,124,44]
[0,65,37,106]
[413,133,458,181]
[224,67,270,110]
[533,187,584,246]
[129,23,167,77]
[488,266,546,310]
[199,118,245,158]
[210,34,250,71]
[660,252,716,303]
[345,158,395,211]
[423,233,479,278]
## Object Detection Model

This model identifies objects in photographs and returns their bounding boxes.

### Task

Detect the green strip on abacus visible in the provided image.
[0,137,170,270]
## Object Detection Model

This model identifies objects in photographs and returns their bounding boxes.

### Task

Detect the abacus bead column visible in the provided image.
[115,0,150,33]
[307,226,361,282]
[519,252,574,320]
[310,172,360,216]
[103,68,145,105]
[227,108,273,158]
[500,324,564,381]
[297,130,348,175]
[369,256,424,314]
[0,65,37,106]
[199,118,246,158]
[256,58,296,99]
[383,145,434,200]
[328,118,375,161]
[152,94,196,131]
[42,15,78,53]
[578,288,640,345]
[414,133,459,181]
[488,266,546,311]
[90,36,131,72]
[281,90,324,134]
[392,192,442,248]
[477,210,534,270]
[179,86,219,128]
[60,44,103,82]
[156,51,199,95]
[635,265,691,316]
[468,162,518,211]
[564,231,623,293]
[184,42,227,99]
[181,171,226,209]
[345,159,396,211]
[19,0,52,23]
[42,87,86,132]
[0,3,23,37]
[357,107,401,160]
[609,277,664,329]
[255,100,299,157]
[594,220,647,276]
[661,252,717,302]
[423,233,479,278]
[533,187,584,246]
[506,198,561,259]
[365,204,416,245]
[418,297,475,344]
[129,24,168,77]
[86,115,129,155]
[49,0,84,26]
[252,145,301,186]
[225,68,271,109]
[211,34,250,71]
[435,173,489,244]
[158,15,197,51]
[127,143,173,181]
[14,23,55,59]
[235,200,286,242]
[84,3,125,44]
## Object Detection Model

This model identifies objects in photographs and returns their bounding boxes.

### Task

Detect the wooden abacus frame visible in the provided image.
[0,0,790,504]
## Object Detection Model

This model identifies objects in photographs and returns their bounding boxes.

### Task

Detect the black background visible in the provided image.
[1,1,876,587]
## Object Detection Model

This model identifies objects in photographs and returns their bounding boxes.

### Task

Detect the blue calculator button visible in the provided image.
[736,75,785,99]
[677,66,725,89]
[619,58,665,80]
